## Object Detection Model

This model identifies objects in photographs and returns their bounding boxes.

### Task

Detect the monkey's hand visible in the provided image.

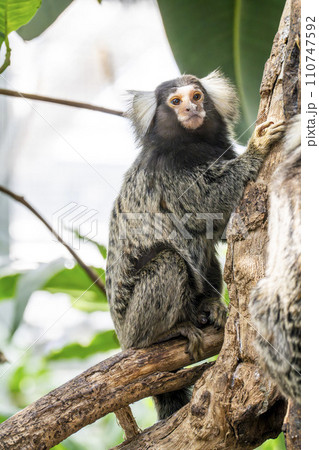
[197,298,227,330]
[248,120,286,156]
[156,322,204,361]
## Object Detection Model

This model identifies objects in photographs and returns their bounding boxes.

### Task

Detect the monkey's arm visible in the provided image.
[174,121,285,217]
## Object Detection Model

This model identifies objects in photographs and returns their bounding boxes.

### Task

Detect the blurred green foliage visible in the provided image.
[17,0,73,40]
[43,264,107,312]
[47,330,119,361]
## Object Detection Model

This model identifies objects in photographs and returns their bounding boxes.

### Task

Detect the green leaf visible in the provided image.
[70,293,109,313]
[17,0,73,41]
[8,364,26,394]
[0,272,21,301]
[157,0,285,142]
[223,285,230,306]
[0,0,41,41]
[52,440,87,450]
[0,0,41,72]
[10,258,65,337]
[256,432,286,450]
[43,264,107,312]
[73,230,107,260]
[47,330,119,361]
[0,413,11,423]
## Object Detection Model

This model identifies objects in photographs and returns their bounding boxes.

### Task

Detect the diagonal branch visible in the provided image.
[0,326,224,449]
[0,185,106,294]
[0,89,124,116]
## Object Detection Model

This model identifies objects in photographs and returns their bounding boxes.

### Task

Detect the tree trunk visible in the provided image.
[117,0,300,448]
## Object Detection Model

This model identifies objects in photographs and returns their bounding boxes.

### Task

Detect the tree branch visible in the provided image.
[0,185,106,294]
[0,326,223,449]
[0,89,124,117]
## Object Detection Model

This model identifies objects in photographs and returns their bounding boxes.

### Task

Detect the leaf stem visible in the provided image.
[0,37,11,74]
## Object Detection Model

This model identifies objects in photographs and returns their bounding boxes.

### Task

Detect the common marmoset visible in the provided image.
[250,116,301,404]
[106,70,285,420]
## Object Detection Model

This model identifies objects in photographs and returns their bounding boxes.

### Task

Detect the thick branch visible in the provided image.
[0,326,223,449]
[0,89,124,117]
[0,185,105,294]
[115,407,141,441]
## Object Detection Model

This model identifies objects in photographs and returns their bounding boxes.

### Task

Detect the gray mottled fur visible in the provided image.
[250,116,301,404]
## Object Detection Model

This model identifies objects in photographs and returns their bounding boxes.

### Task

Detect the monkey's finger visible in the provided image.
[256,120,275,136]
[268,122,286,132]
[267,131,286,144]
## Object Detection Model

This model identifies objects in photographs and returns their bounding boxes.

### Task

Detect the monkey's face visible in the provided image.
[166,85,206,130]
[126,70,238,143]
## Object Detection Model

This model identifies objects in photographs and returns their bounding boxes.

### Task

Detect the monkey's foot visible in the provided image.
[251,120,286,155]
[156,322,204,361]
[197,299,227,330]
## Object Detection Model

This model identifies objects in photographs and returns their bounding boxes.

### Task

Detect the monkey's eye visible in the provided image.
[170,97,181,106]
[193,92,202,101]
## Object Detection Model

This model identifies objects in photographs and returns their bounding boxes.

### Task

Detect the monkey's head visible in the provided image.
[126,70,238,144]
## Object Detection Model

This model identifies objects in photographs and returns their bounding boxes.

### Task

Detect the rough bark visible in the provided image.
[116,0,300,448]
[283,401,301,449]
[0,326,223,449]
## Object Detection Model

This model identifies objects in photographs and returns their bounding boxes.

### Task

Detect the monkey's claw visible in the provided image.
[177,322,204,361]
[197,299,227,329]
[155,321,204,361]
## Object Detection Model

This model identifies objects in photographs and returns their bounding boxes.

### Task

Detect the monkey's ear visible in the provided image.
[125,90,157,139]
[200,70,239,123]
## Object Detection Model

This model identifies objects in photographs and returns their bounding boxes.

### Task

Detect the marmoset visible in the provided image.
[106,70,285,420]
[250,116,301,404]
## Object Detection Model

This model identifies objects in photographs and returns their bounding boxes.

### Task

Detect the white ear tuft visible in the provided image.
[125,90,157,139]
[200,70,239,123]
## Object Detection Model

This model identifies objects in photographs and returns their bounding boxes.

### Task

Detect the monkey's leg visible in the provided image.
[118,249,201,421]
[119,249,202,360]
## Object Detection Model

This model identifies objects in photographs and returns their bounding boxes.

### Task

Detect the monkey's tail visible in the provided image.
[153,387,191,420]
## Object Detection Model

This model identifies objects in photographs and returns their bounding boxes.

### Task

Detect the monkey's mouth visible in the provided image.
[181,113,205,130]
